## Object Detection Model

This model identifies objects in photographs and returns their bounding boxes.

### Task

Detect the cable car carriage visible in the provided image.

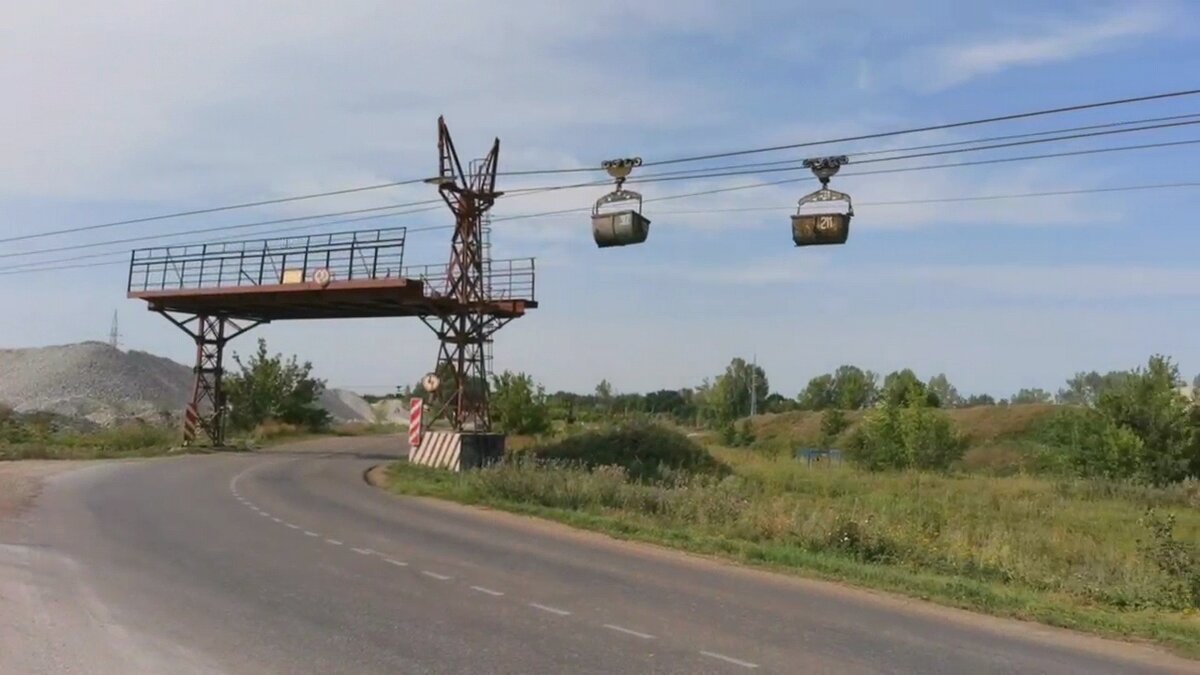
[792,155,852,247]
[592,157,650,248]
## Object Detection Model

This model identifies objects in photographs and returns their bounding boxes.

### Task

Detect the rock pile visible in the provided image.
[0,341,375,427]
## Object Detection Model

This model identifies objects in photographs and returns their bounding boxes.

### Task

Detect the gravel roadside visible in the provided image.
[0,461,93,521]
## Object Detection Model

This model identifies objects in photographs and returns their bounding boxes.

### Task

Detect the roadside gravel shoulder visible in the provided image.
[0,461,96,520]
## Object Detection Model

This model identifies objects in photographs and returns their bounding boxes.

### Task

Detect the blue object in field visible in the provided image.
[795,448,843,467]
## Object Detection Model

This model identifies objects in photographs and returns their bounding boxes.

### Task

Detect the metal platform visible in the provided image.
[127,227,536,322]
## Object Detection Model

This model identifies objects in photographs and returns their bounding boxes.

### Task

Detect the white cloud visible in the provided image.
[908,6,1168,90]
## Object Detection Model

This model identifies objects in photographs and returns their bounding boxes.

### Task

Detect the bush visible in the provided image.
[846,404,964,471]
[225,338,330,433]
[1138,509,1200,609]
[819,409,850,446]
[491,371,552,435]
[1038,356,1199,484]
[1038,408,1145,480]
[526,422,728,482]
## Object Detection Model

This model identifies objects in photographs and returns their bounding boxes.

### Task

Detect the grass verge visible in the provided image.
[383,452,1200,658]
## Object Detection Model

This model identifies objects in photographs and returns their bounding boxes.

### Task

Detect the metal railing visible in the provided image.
[401,257,536,302]
[128,228,407,292]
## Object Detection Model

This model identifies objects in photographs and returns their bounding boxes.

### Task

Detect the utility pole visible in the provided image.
[749,353,758,417]
[109,310,120,349]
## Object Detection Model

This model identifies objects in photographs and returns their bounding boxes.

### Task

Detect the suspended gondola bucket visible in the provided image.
[592,158,650,248]
[792,156,852,247]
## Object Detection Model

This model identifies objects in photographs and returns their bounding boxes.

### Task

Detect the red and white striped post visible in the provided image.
[408,397,423,449]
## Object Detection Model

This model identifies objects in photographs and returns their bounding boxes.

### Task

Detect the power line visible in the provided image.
[8,135,1200,269]
[8,179,1200,278]
[620,119,1200,187]
[0,200,445,262]
[490,113,1200,195]
[4,218,455,273]
[580,112,1200,183]
[0,177,434,246]
[8,87,1198,247]
[640,87,1200,168]
[492,138,1200,223]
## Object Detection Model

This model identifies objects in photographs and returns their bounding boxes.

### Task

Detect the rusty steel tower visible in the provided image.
[420,117,508,432]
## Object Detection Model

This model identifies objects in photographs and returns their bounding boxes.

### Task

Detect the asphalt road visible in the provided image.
[1,436,1196,674]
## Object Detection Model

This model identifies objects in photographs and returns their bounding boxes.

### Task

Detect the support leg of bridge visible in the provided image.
[158,313,260,447]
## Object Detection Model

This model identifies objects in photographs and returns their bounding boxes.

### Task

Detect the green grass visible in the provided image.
[0,423,181,460]
[752,403,1061,457]
[385,448,1200,657]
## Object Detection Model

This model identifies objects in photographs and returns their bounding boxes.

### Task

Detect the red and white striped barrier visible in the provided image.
[182,402,199,445]
[408,397,423,449]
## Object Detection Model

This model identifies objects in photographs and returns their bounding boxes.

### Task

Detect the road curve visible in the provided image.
[1,436,1196,674]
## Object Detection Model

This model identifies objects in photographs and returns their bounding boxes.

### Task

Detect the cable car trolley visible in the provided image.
[592,157,650,248]
[792,155,852,247]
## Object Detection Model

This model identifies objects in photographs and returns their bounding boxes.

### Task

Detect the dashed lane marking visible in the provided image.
[699,651,759,669]
[529,603,571,616]
[603,624,655,640]
[351,548,375,555]
[325,539,343,546]
[304,531,319,537]
[385,559,408,567]
[470,586,504,597]
[422,571,452,581]
[286,523,301,530]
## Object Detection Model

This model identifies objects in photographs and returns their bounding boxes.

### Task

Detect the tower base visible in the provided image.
[409,432,505,472]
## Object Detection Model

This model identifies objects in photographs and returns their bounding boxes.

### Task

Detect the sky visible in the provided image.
[2,0,1200,399]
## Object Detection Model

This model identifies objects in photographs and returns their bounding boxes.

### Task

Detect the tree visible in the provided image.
[491,371,551,435]
[926,373,961,408]
[1010,388,1053,405]
[595,379,614,416]
[1095,355,1196,484]
[1056,371,1130,406]
[703,358,769,423]
[819,409,850,446]
[881,369,938,407]
[797,374,836,411]
[763,392,797,414]
[833,365,877,410]
[225,338,330,431]
[846,399,963,471]
[962,394,996,407]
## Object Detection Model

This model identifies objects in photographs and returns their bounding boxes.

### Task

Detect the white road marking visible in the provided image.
[603,624,655,640]
[285,523,300,530]
[385,559,408,567]
[351,548,375,555]
[700,651,759,669]
[271,517,283,523]
[470,586,504,597]
[422,571,452,581]
[304,531,319,537]
[325,539,343,546]
[259,512,272,518]
[529,603,571,616]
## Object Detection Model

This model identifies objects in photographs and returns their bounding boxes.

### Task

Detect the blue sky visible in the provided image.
[3,1,1200,399]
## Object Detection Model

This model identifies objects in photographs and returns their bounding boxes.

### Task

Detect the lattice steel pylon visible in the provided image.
[420,117,510,432]
[159,313,259,447]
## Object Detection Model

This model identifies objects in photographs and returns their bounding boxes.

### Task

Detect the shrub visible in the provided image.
[846,404,964,471]
[225,338,330,432]
[491,371,552,435]
[819,409,849,446]
[527,422,728,482]
[1138,509,1200,609]
[1038,408,1145,480]
[250,420,303,442]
